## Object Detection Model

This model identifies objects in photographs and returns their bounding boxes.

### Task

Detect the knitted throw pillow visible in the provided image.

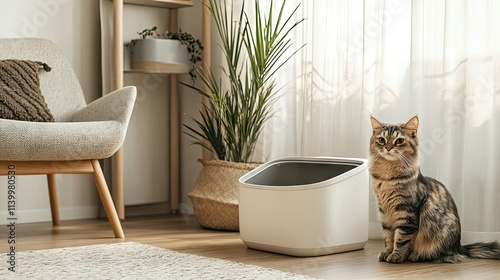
[0,59,54,122]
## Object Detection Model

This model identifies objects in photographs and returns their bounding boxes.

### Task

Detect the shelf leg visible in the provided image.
[112,0,125,219]
[169,8,180,213]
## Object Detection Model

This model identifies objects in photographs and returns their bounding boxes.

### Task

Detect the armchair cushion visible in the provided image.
[0,86,137,161]
[0,59,54,122]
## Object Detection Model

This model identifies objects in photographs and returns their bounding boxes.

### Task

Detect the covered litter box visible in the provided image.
[239,157,369,257]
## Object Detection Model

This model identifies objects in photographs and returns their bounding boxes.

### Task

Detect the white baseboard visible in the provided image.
[369,222,383,239]
[0,205,385,241]
[367,223,500,244]
[178,202,194,215]
[2,203,177,224]
[0,206,99,225]
[121,202,170,217]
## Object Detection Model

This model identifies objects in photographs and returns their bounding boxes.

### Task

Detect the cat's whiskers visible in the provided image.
[369,151,382,162]
[397,153,412,167]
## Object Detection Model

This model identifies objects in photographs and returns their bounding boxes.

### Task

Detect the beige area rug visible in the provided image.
[2,242,317,280]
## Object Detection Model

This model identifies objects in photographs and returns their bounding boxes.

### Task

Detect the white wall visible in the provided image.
[0,0,205,224]
[107,3,172,207]
[178,2,205,215]
[0,0,102,224]
[99,1,204,213]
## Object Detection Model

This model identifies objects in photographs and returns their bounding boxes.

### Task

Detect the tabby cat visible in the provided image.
[369,115,500,263]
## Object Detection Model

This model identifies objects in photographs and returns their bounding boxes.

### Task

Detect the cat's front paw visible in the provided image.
[408,251,419,262]
[386,252,405,263]
[378,251,392,262]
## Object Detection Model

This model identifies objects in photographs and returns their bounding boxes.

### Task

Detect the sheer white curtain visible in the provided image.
[251,0,500,241]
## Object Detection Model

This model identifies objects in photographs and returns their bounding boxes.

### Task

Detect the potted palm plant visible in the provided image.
[183,0,304,230]
[129,26,203,82]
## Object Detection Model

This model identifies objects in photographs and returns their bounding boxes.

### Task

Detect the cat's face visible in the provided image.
[369,116,419,163]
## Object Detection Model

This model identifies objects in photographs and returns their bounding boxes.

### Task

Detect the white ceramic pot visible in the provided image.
[130,38,189,73]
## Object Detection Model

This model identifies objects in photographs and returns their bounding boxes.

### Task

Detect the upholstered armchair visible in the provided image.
[0,38,136,238]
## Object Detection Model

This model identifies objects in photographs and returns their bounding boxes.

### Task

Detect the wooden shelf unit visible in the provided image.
[124,0,193,9]
[110,0,210,217]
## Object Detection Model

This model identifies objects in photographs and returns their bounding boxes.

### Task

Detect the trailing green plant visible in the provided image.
[130,26,203,82]
[183,0,304,163]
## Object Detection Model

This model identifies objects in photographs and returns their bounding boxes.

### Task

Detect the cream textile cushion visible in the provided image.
[0,38,136,161]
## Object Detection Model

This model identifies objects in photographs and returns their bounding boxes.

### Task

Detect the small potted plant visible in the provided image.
[183,0,304,231]
[129,26,203,82]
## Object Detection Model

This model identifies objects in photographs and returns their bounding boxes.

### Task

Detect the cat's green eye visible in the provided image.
[395,138,405,145]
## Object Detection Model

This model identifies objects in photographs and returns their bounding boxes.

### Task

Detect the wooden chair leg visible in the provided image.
[47,174,60,225]
[91,159,124,238]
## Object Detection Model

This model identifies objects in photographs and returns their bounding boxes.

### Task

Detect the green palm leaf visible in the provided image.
[183,0,304,163]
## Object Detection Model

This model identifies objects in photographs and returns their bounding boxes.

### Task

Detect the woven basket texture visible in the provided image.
[188,160,260,231]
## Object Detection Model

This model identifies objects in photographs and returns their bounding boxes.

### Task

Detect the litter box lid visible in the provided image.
[239,156,368,190]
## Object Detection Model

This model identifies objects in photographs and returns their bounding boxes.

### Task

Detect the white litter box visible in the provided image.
[239,157,369,257]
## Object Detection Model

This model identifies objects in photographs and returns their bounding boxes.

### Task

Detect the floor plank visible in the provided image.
[4,215,500,279]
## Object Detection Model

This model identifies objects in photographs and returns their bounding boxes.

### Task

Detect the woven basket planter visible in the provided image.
[188,160,260,231]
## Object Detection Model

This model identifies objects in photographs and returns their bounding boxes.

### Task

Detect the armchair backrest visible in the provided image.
[0,38,87,121]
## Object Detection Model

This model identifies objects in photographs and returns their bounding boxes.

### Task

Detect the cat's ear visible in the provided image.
[403,115,419,137]
[370,116,384,132]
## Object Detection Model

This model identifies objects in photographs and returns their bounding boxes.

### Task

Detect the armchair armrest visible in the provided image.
[71,86,137,123]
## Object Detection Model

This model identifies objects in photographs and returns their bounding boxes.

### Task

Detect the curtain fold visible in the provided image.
[251,0,500,241]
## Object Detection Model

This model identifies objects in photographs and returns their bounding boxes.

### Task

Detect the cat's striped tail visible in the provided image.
[462,241,500,259]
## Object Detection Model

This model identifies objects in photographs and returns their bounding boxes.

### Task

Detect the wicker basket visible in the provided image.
[188,160,260,231]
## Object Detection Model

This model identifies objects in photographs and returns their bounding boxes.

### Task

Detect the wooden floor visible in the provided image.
[5,215,500,279]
